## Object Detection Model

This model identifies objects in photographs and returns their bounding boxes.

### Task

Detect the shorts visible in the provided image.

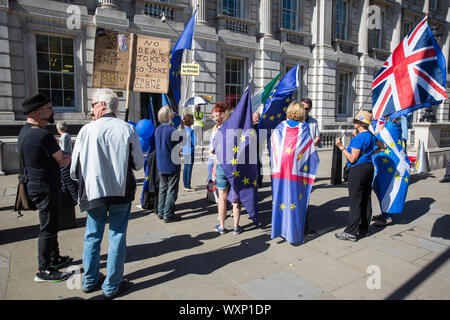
[215,164,230,191]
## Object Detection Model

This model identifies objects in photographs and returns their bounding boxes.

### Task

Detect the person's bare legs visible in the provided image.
[218,189,228,229]
[232,202,241,229]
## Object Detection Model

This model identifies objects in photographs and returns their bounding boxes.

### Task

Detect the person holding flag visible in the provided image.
[371,116,410,227]
[212,87,259,234]
[270,101,320,244]
[335,111,377,242]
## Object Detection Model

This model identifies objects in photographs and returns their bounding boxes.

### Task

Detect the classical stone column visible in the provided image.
[390,0,403,51]
[98,0,120,10]
[195,0,208,25]
[423,0,430,13]
[259,0,273,38]
[358,0,369,55]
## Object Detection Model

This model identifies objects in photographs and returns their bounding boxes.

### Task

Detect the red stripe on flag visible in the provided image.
[408,18,427,46]
[271,172,315,184]
[413,68,448,98]
[374,86,392,120]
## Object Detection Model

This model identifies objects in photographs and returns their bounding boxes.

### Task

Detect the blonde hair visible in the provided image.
[157,106,172,124]
[286,101,306,122]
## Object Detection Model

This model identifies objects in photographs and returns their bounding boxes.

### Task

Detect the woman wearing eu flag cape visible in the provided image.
[371,117,410,227]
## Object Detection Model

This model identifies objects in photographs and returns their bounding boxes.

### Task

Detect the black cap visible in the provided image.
[22,94,51,115]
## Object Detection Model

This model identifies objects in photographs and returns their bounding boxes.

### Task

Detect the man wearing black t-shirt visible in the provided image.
[18,94,73,283]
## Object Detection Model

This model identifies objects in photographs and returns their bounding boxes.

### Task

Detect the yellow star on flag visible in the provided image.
[277,113,282,118]
[232,170,240,178]
[230,158,237,165]
[395,175,401,180]
[285,97,290,103]
[404,177,409,183]
[269,115,275,121]
[253,179,257,187]
[387,167,394,173]
[233,145,239,153]
[285,146,292,154]
[382,157,388,164]
[242,177,250,185]
[297,153,303,160]
[272,89,276,93]
[389,142,395,148]
[303,179,308,186]
[384,149,391,155]
[290,202,296,210]
[269,96,273,100]
[262,114,267,119]
[279,203,286,210]
[398,139,403,145]
[304,165,308,172]
[299,193,303,200]
[283,107,287,112]
[240,135,246,143]
[250,130,256,136]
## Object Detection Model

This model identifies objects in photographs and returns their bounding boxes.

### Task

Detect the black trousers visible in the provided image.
[30,190,61,271]
[345,163,374,236]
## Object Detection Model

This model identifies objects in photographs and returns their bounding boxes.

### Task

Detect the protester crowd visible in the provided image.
[17,88,415,299]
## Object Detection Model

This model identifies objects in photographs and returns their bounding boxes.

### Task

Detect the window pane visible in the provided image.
[39,90,51,100]
[62,55,74,73]
[61,38,73,55]
[37,53,49,71]
[38,72,50,89]
[51,73,62,89]
[49,36,61,54]
[36,35,48,52]
[50,55,62,72]
[51,90,63,106]
[63,74,74,90]
[63,90,75,107]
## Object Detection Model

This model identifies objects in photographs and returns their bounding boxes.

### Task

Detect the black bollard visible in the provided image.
[331,144,342,185]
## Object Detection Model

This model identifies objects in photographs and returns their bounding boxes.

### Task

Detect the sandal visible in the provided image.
[374,218,392,227]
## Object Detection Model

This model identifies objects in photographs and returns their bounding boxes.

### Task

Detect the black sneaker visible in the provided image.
[82,273,106,293]
[34,269,73,283]
[163,215,182,223]
[103,279,132,300]
[439,178,450,183]
[48,255,73,271]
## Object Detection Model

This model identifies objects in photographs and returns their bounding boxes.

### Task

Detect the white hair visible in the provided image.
[93,88,119,113]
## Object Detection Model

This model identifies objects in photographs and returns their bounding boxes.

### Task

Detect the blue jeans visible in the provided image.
[183,154,194,188]
[158,172,180,219]
[82,203,131,296]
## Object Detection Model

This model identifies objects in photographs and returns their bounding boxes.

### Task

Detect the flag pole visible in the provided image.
[124,33,136,123]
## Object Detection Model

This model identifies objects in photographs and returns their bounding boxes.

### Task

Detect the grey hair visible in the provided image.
[158,106,172,124]
[92,88,119,113]
[56,121,67,132]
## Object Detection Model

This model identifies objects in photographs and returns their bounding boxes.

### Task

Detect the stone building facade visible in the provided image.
[0,0,449,132]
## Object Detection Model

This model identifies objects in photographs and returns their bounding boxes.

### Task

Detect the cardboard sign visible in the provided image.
[133,35,170,93]
[93,30,129,89]
[181,63,200,76]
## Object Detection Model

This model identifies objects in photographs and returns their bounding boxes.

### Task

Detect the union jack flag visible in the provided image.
[372,15,447,120]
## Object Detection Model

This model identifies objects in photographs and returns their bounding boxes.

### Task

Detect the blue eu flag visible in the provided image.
[214,87,259,226]
[169,9,197,107]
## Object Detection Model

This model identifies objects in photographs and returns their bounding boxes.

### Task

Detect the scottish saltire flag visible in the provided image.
[214,87,259,225]
[259,65,299,132]
[372,121,410,214]
[270,120,319,244]
[169,9,197,107]
[372,15,447,120]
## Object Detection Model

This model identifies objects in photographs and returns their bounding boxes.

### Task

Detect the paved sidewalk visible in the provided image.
[0,150,449,300]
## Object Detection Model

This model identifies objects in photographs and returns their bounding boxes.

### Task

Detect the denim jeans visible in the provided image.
[158,172,180,219]
[183,154,194,188]
[82,203,131,296]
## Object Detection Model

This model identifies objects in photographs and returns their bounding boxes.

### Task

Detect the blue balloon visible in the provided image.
[139,137,150,153]
[136,119,154,139]
[128,121,137,127]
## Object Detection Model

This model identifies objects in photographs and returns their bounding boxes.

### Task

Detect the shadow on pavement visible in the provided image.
[431,215,450,240]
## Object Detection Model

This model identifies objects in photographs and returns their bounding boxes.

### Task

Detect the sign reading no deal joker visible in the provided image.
[181,63,200,76]
[133,35,170,93]
[93,30,130,90]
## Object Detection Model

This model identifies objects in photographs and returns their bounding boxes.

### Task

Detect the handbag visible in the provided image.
[14,128,37,214]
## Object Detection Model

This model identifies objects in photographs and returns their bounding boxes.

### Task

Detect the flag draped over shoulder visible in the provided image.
[372,120,410,214]
[169,9,197,107]
[251,72,282,113]
[372,15,447,120]
[259,65,299,132]
[214,87,259,226]
[270,120,319,244]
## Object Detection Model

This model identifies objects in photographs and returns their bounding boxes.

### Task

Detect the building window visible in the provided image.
[282,0,298,30]
[430,0,438,11]
[402,21,413,38]
[336,0,348,40]
[337,71,351,116]
[369,12,383,50]
[36,34,75,108]
[225,57,246,109]
[223,0,243,19]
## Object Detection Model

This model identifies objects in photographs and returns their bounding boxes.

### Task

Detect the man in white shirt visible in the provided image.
[300,98,321,148]
[71,88,144,299]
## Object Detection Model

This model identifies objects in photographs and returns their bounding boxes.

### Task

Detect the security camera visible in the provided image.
[161,12,167,23]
